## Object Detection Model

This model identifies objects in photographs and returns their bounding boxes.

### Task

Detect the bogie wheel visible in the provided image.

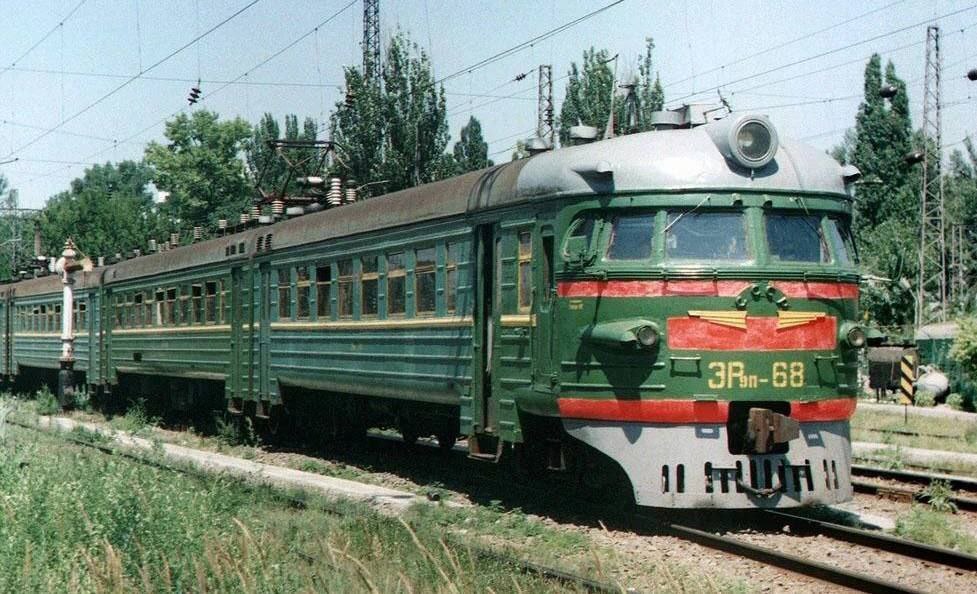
[436,432,457,452]
[400,427,418,446]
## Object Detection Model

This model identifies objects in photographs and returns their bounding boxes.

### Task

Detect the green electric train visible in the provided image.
[0,106,864,508]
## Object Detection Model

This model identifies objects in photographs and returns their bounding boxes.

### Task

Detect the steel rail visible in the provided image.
[635,513,925,594]
[853,478,977,512]
[766,510,977,572]
[853,464,977,493]
[7,418,625,594]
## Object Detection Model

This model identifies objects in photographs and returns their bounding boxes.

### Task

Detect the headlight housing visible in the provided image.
[636,325,659,348]
[709,113,779,170]
[840,323,867,349]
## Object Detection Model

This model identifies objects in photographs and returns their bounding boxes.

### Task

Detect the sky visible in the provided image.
[0,0,974,210]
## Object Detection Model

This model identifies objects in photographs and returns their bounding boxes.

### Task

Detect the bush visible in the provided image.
[34,387,59,415]
[951,317,977,377]
[914,390,936,407]
[947,393,965,410]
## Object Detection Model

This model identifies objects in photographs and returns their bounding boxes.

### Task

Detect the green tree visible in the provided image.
[637,37,665,130]
[330,32,451,195]
[330,67,385,194]
[851,55,917,235]
[246,113,319,198]
[841,55,920,327]
[559,47,615,144]
[452,116,493,173]
[144,110,252,232]
[0,178,32,280]
[946,138,977,314]
[379,33,451,190]
[39,161,162,262]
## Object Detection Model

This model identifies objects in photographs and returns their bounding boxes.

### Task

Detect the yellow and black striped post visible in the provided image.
[899,353,916,405]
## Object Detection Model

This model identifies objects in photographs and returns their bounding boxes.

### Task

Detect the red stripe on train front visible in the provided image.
[557,397,856,423]
[557,279,858,299]
[667,316,837,351]
[790,397,857,422]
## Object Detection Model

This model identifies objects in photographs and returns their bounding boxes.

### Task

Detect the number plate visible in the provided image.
[707,361,806,389]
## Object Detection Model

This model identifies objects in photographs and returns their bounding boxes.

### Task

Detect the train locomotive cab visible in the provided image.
[536,109,862,508]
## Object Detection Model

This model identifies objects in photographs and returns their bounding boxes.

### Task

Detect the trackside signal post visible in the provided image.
[57,238,81,408]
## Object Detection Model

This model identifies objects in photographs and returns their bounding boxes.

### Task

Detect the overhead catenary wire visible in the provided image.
[667,3,977,106]
[434,0,625,86]
[0,0,90,82]
[663,0,909,90]
[1,0,263,161]
[23,0,358,187]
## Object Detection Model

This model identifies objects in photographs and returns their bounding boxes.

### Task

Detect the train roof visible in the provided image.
[15,113,855,289]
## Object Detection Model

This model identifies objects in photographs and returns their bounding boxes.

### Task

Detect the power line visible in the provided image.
[1,65,344,89]
[663,0,908,90]
[22,0,358,188]
[668,3,977,105]
[0,0,90,81]
[2,0,262,161]
[701,19,975,107]
[435,0,625,86]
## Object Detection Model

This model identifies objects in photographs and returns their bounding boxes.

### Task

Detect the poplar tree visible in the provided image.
[558,48,615,144]
[452,116,493,173]
[330,32,451,196]
[637,37,665,130]
[850,55,917,234]
[839,55,919,327]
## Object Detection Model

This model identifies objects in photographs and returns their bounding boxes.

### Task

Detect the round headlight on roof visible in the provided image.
[728,115,778,169]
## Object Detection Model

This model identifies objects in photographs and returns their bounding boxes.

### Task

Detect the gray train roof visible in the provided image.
[71,115,854,286]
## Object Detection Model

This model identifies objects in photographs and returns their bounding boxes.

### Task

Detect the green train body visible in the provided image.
[0,108,863,508]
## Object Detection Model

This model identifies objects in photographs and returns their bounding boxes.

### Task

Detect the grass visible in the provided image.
[107,399,159,435]
[1,394,755,593]
[894,506,977,554]
[0,420,588,593]
[851,407,977,456]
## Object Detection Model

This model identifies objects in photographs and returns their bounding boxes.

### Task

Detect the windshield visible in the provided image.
[606,213,655,260]
[665,211,749,261]
[766,214,829,263]
[825,217,855,265]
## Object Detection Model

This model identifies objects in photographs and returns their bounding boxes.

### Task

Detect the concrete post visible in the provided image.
[57,238,79,409]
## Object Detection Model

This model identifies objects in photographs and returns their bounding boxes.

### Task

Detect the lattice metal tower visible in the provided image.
[950,223,966,302]
[537,65,554,147]
[916,25,947,326]
[362,0,380,82]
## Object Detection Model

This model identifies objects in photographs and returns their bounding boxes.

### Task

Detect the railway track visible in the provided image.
[852,464,977,511]
[640,515,925,594]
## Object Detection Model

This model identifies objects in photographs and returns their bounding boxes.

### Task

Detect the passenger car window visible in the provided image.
[337,260,354,318]
[606,214,655,260]
[296,267,311,319]
[766,214,828,263]
[361,257,378,317]
[387,253,406,315]
[316,265,332,319]
[665,211,748,261]
[415,247,436,315]
[277,270,290,320]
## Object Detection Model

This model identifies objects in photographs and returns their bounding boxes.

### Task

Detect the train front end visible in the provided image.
[545,111,862,508]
